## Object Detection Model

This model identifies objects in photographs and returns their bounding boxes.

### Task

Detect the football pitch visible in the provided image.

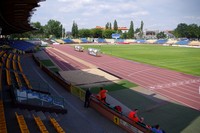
[83,44,200,76]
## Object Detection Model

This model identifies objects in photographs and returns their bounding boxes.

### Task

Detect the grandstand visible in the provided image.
[1,0,200,133]
[55,39,65,44]
[136,39,146,43]
[176,38,190,45]
[155,39,168,44]
[96,38,107,43]
[80,38,89,43]
[62,38,74,43]
[9,40,36,52]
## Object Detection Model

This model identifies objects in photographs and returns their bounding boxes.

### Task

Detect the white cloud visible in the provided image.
[183,16,200,20]
[31,0,200,31]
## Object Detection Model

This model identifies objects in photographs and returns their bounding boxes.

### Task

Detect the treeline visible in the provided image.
[71,20,144,39]
[10,19,144,39]
[173,23,200,39]
[11,19,200,40]
[10,19,63,39]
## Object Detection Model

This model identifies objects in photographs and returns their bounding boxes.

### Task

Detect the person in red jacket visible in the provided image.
[128,109,144,123]
[99,87,108,103]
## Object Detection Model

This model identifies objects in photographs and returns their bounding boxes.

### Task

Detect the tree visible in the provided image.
[71,21,79,38]
[121,31,128,39]
[91,28,103,38]
[156,32,167,39]
[105,22,109,29]
[109,23,112,29]
[78,29,91,38]
[44,19,62,38]
[173,23,188,38]
[113,20,118,31]
[173,23,200,39]
[30,21,45,38]
[187,24,199,38]
[198,26,200,39]
[139,21,144,38]
[135,28,140,34]
[128,21,134,38]
[102,29,115,38]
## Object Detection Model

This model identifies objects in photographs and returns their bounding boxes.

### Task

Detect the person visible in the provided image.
[99,87,108,103]
[128,109,144,123]
[84,88,91,108]
[151,124,165,133]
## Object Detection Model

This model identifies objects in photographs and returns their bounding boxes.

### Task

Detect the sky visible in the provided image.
[31,0,200,32]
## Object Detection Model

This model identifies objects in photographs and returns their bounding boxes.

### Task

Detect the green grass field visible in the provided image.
[83,44,200,76]
[81,80,137,94]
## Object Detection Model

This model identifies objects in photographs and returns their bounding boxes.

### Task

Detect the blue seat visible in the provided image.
[10,40,35,51]
[155,39,168,44]
[81,38,89,43]
[62,38,74,43]
[136,39,146,43]
[97,38,107,43]
[176,39,190,45]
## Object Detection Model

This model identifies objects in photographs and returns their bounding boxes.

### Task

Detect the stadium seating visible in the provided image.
[146,39,156,44]
[0,63,2,90]
[136,39,146,43]
[0,100,7,133]
[125,39,137,43]
[6,69,11,86]
[55,39,65,44]
[15,112,30,133]
[80,38,89,43]
[166,39,177,44]
[176,39,190,45]
[115,39,124,43]
[9,40,35,51]
[97,38,107,43]
[105,39,114,43]
[62,38,74,43]
[189,41,200,46]
[155,39,168,44]
[33,114,49,133]
[49,116,65,133]
[71,39,80,43]
[14,71,22,88]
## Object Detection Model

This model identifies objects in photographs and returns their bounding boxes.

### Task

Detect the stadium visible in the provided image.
[0,0,200,133]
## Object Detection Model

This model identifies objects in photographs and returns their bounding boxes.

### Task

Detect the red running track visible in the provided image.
[46,45,200,111]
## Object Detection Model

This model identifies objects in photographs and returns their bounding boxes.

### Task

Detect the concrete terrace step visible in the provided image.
[36,111,47,120]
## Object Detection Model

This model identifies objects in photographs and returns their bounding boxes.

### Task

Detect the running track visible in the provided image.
[45,45,200,111]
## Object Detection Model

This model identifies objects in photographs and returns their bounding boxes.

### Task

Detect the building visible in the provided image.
[95,26,128,33]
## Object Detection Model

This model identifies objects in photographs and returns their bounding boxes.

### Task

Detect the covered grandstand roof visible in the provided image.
[0,0,45,35]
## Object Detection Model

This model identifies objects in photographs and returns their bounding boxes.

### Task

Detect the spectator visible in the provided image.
[151,124,165,133]
[99,87,108,104]
[128,109,144,123]
[84,88,91,108]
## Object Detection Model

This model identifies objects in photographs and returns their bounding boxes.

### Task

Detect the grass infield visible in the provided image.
[83,44,200,76]
[81,80,138,94]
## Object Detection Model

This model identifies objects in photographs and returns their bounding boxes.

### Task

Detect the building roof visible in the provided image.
[95,26,128,30]
[0,0,45,35]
